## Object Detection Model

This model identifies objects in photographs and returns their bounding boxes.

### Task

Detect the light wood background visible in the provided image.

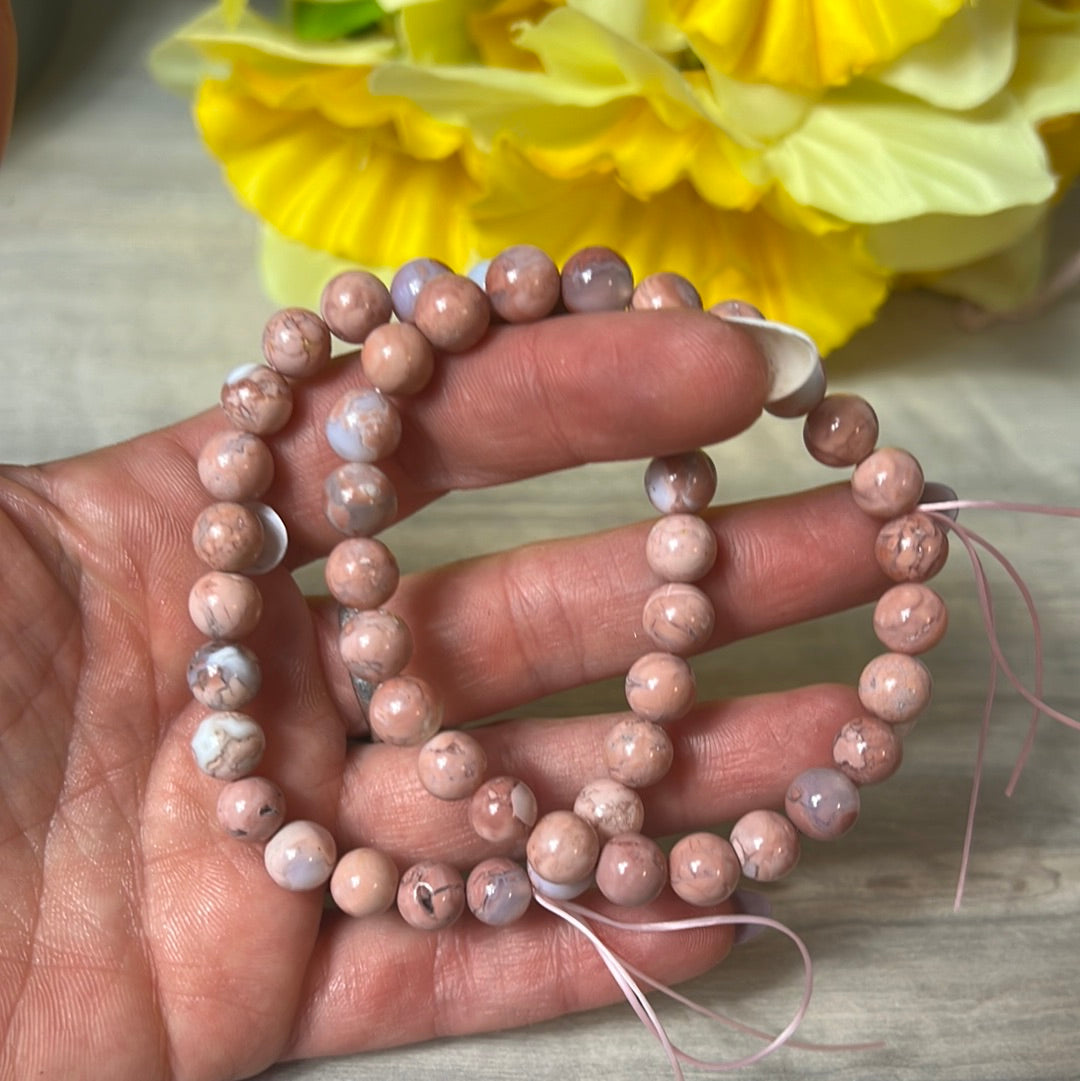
[2,3,1079,1079]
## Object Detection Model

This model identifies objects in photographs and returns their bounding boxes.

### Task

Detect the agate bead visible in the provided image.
[469,776,538,850]
[873,583,949,654]
[832,715,903,785]
[325,537,400,610]
[324,463,397,536]
[858,652,932,724]
[190,711,265,781]
[216,777,285,842]
[526,864,593,901]
[188,571,263,640]
[467,857,533,926]
[645,513,717,582]
[413,274,490,353]
[527,810,600,885]
[561,246,634,312]
[368,675,442,746]
[397,860,466,930]
[264,821,337,892]
[325,388,402,463]
[331,847,399,917]
[339,608,413,683]
[595,832,668,907]
[220,364,293,436]
[320,270,393,344]
[631,272,702,311]
[417,729,488,800]
[390,257,451,323]
[803,394,879,467]
[851,448,925,519]
[361,321,435,396]
[603,717,674,788]
[187,641,262,710]
[710,299,764,320]
[262,307,331,377]
[624,651,696,723]
[192,502,263,572]
[642,583,715,654]
[876,512,948,582]
[485,244,561,323]
[669,832,741,906]
[644,450,717,514]
[730,810,800,882]
[573,778,645,842]
[784,767,860,841]
[197,430,274,502]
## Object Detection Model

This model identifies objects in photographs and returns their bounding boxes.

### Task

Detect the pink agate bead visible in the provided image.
[190,711,265,780]
[730,810,800,882]
[192,502,263,572]
[338,608,413,683]
[709,299,764,320]
[417,729,488,800]
[197,430,274,503]
[469,776,538,850]
[669,832,741,906]
[876,512,949,582]
[390,258,451,323]
[187,641,261,710]
[573,778,645,842]
[644,450,717,514]
[832,715,902,785]
[527,810,600,885]
[645,513,717,582]
[397,860,466,930]
[331,847,399,917]
[262,307,331,378]
[413,274,491,353]
[368,675,442,745]
[631,272,702,311]
[466,857,533,926]
[595,832,668,907]
[361,321,435,396]
[603,717,674,788]
[264,820,337,892]
[188,571,263,640]
[624,651,696,723]
[220,364,293,436]
[320,270,393,344]
[873,583,949,654]
[325,388,401,463]
[803,394,879,467]
[784,767,860,841]
[485,244,561,323]
[851,448,925,519]
[325,537,400,610]
[561,246,634,312]
[642,583,715,654]
[858,652,932,724]
[324,463,397,536]
[216,777,285,842]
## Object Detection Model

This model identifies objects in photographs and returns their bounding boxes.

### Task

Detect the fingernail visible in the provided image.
[731,889,772,946]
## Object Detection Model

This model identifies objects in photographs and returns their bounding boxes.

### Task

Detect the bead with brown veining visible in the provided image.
[338,608,413,683]
[188,571,263,640]
[859,652,932,724]
[469,776,538,851]
[262,307,331,377]
[486,244,561,323]
[573,778,645,842]
[216,776,285,842]
[642,582,715,654]
[220,364,293,436]
[875,512,949,582]
[873,582,949,654]
[603,717,674,788]
[526,810,600,885]
[467,857,533,926]
[192,501,264,572]
[324,462,397,536]
[730,809,800,881]
[803,393,879,467]
[645,513,717,582]
[851,448,924,519]
[368,675,442,745]
[624,651,696,723]
[417,729,488,800]
[669,832,741,906]
[320,270,393,344]
[397,860,466,930]
[595,832,668,907]
[832,715,903,785]
[325,537,400,610]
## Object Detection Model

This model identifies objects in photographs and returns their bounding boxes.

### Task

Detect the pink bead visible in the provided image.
[603,717,674,788]
[873,583,949,654]
[469,776,538,850]
[330,847,399,917]
[642,583,715,654]
[368,675,442,745]
[191,712,265,780]
[216,777,285,842]
[188,571,263,639]
[339,608,413,683]
[325,388,401,463]
[644,450,717,514]
[320,270,393,344]
[485,244,561,322]
[467,858,533,926]
[324,537,400,610]
[397,860,466,930]
[192,502,263,572]
[324,462,397,536]
[197,429,274,502]
[261,307,331,378]
[832,715,903,785]
[709,299,764,320]
[595,832,668,907]
[220,364,293,436]
[784,767,860,841]
[730,810,800,882]
[264,821,337,891]
[526,810,600,885]
[361,321,435,396]
[573,778,645,842]
[413,274,491,353]
[645,514,717,583]
[187,641,261,710]
[417,729,488,800]
[631,272,702,311]
[876,512,949,582]
[625,651,696,724]
[669,832,741,906]
[859,652,932,724]
[561,246,634,312]
[803,394,879,467]
[851,448,925,519]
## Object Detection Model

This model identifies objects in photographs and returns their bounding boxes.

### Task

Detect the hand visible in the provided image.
[0,310,888,1081]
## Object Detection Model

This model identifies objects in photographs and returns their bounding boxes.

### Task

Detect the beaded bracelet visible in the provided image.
[186,244,951,934]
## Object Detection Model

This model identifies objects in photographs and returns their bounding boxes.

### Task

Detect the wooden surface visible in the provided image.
[3,3,1079,1079]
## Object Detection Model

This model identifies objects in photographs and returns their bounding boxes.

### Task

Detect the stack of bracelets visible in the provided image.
[187,244,951,931]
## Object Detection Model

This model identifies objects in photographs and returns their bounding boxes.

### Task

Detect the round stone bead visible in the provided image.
[833,715,903,785]
[264,820,337,892]
[644,450,717,514]
[709,299,765,320]
[469,776,538,851]
[320,270,393,344]
[803,394,879,467]
[631,271,702,311]
[368,675,442,746]
[730,809,800,882]
[220,364,293,436]
[603,717,674,788]
[338,608,413,683]
[190,711,265,781]
[330,847,399,917]
[876,512,949,582]
[595,832,667,907]
[325,537,400,610]
[417,729,488,800]
[325,388,401,463]
[573,778,645,842]
[859,652,932,724]
[851,448,925,519]
[485,244,561,322]
[527,810,600,885]
[361,321,435,396]
[187,641,262,710]
[188,571,263,640]
[561,246,634,312]
[874,583,949,654]
[467,857,533,926]
[527,863,593,901]
[216,776,285,842]
[197,430,274,502]
[642,583,715,654]
[192,501,263,572]
[397,860,466,930]
[324,462,397,536]
[784,767,860,841]
[645,514,717,583]
[261,307,331,378]
[669,832,741,906]
[414,273,491,353]
[625,651,696,724]
[390,257,451,323]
